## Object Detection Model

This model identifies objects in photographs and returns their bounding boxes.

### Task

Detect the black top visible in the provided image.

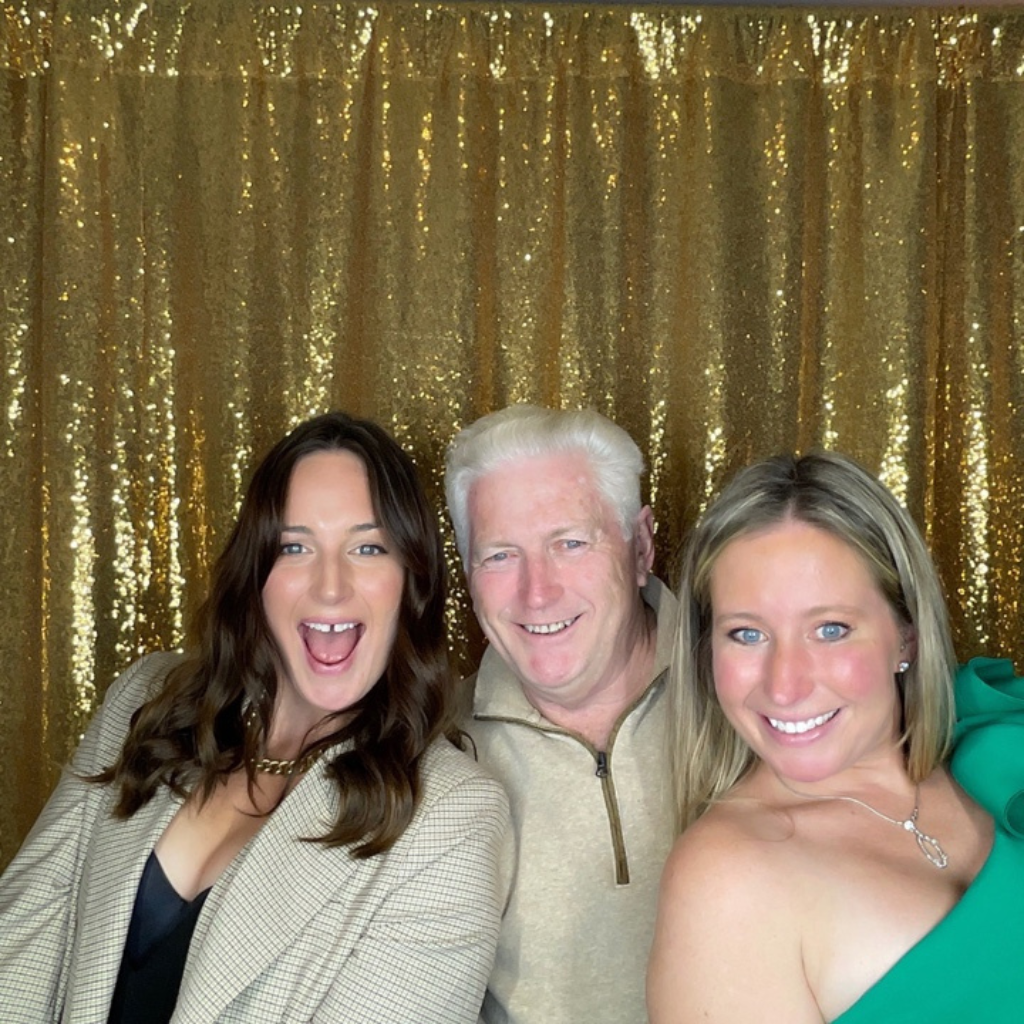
[107,851,211,1024]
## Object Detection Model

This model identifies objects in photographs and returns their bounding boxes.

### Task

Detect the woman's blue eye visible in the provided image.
[818,622,849,640]
[730,627,763,645]
[280,542,304,555]
[355,543,387,556]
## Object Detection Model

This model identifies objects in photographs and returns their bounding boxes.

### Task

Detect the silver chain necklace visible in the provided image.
[777,778,949,870]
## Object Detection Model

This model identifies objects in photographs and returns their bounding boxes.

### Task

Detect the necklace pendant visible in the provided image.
[776,777,949,870]
[913,828,949,869]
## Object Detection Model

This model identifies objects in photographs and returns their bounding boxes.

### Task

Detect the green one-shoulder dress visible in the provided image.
[833,657,1024,1023]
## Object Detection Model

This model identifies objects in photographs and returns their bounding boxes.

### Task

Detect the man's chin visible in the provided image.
[490,637,587,694]
[520,665,588,700]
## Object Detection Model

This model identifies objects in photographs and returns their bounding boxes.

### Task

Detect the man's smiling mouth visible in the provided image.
[522,616,579,635]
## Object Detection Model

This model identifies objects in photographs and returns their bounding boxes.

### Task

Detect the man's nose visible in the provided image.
[519,554,562,607]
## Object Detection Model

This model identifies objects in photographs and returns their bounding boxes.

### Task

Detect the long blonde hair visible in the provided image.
[668,451,956,831]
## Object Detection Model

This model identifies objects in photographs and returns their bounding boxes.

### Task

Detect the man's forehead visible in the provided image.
[472,453,599,501]
[491,449,591,479]
[467,455,617,539]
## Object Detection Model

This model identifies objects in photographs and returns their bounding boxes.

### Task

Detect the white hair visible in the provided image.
[444,404,645,568]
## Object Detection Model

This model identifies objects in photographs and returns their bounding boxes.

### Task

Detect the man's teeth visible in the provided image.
[523,618,575,635]
[305,622,357,633]
[768,710,838,735]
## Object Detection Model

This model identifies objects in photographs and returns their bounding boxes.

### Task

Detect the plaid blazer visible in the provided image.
[0,653,511,1023]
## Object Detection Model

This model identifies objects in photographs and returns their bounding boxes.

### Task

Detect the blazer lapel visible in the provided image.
[174,767,362,1022]
[67,788,182,1021]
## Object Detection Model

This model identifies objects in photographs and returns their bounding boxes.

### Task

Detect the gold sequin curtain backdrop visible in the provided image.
[2,2,1023,865]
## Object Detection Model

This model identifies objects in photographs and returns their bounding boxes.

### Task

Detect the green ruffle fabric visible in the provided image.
[952,657,1024,837]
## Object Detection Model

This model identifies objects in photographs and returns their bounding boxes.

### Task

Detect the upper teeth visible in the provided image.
[523,619,574,635]
[305,622,356,633]
[768,710,838,735]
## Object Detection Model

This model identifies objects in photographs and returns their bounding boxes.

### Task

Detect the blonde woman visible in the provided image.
[648,451,1024,1022]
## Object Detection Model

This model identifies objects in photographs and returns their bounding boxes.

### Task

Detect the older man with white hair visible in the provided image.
[445,404,678,1024]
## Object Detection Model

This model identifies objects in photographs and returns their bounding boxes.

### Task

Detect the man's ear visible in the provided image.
[633,505,656,584]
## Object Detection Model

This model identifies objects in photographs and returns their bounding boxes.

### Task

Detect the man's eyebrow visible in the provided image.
[546,522,596,539]
[472,539,516,555]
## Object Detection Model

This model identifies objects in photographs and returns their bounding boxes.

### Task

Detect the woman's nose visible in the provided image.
[315,556,351,603]
[763,640,815,706]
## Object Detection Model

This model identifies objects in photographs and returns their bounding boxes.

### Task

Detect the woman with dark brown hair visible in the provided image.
[0,411,510,1024]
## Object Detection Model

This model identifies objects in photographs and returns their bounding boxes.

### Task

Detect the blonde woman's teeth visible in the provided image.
[768,710,838,734]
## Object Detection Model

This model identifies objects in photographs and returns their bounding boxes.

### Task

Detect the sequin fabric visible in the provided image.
[2,2,1023,865]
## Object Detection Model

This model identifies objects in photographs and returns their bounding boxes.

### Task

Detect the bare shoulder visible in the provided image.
[647,804,824,1024]
[654,802,794,937]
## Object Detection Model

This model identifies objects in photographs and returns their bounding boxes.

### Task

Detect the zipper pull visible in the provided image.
[595,751,608,778]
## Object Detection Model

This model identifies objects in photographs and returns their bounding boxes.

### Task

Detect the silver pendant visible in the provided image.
[903,818,949,869]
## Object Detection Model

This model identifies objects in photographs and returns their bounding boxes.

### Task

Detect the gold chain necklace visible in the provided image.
[244,706,322,777]
[251,750,322,777]
[777,777,949,870]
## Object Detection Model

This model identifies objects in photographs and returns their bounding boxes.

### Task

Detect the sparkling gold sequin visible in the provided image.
[3,2,1024,866]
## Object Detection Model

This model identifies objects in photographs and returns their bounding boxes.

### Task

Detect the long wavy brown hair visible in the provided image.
[95,411,460,857]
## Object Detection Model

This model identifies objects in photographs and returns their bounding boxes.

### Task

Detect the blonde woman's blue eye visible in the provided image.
[730,627,763,645]
[818,622,848,640]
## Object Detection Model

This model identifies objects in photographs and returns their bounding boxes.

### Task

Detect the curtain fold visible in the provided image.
[2,1,1023,865]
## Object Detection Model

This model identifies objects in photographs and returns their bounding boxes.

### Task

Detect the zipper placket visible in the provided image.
[591,678,660,885]
[475,715,634,885]
[594,749,630,884]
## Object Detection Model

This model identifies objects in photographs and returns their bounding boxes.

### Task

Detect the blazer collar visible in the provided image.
[174,764,362,1021]
[68,788,182,1020]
